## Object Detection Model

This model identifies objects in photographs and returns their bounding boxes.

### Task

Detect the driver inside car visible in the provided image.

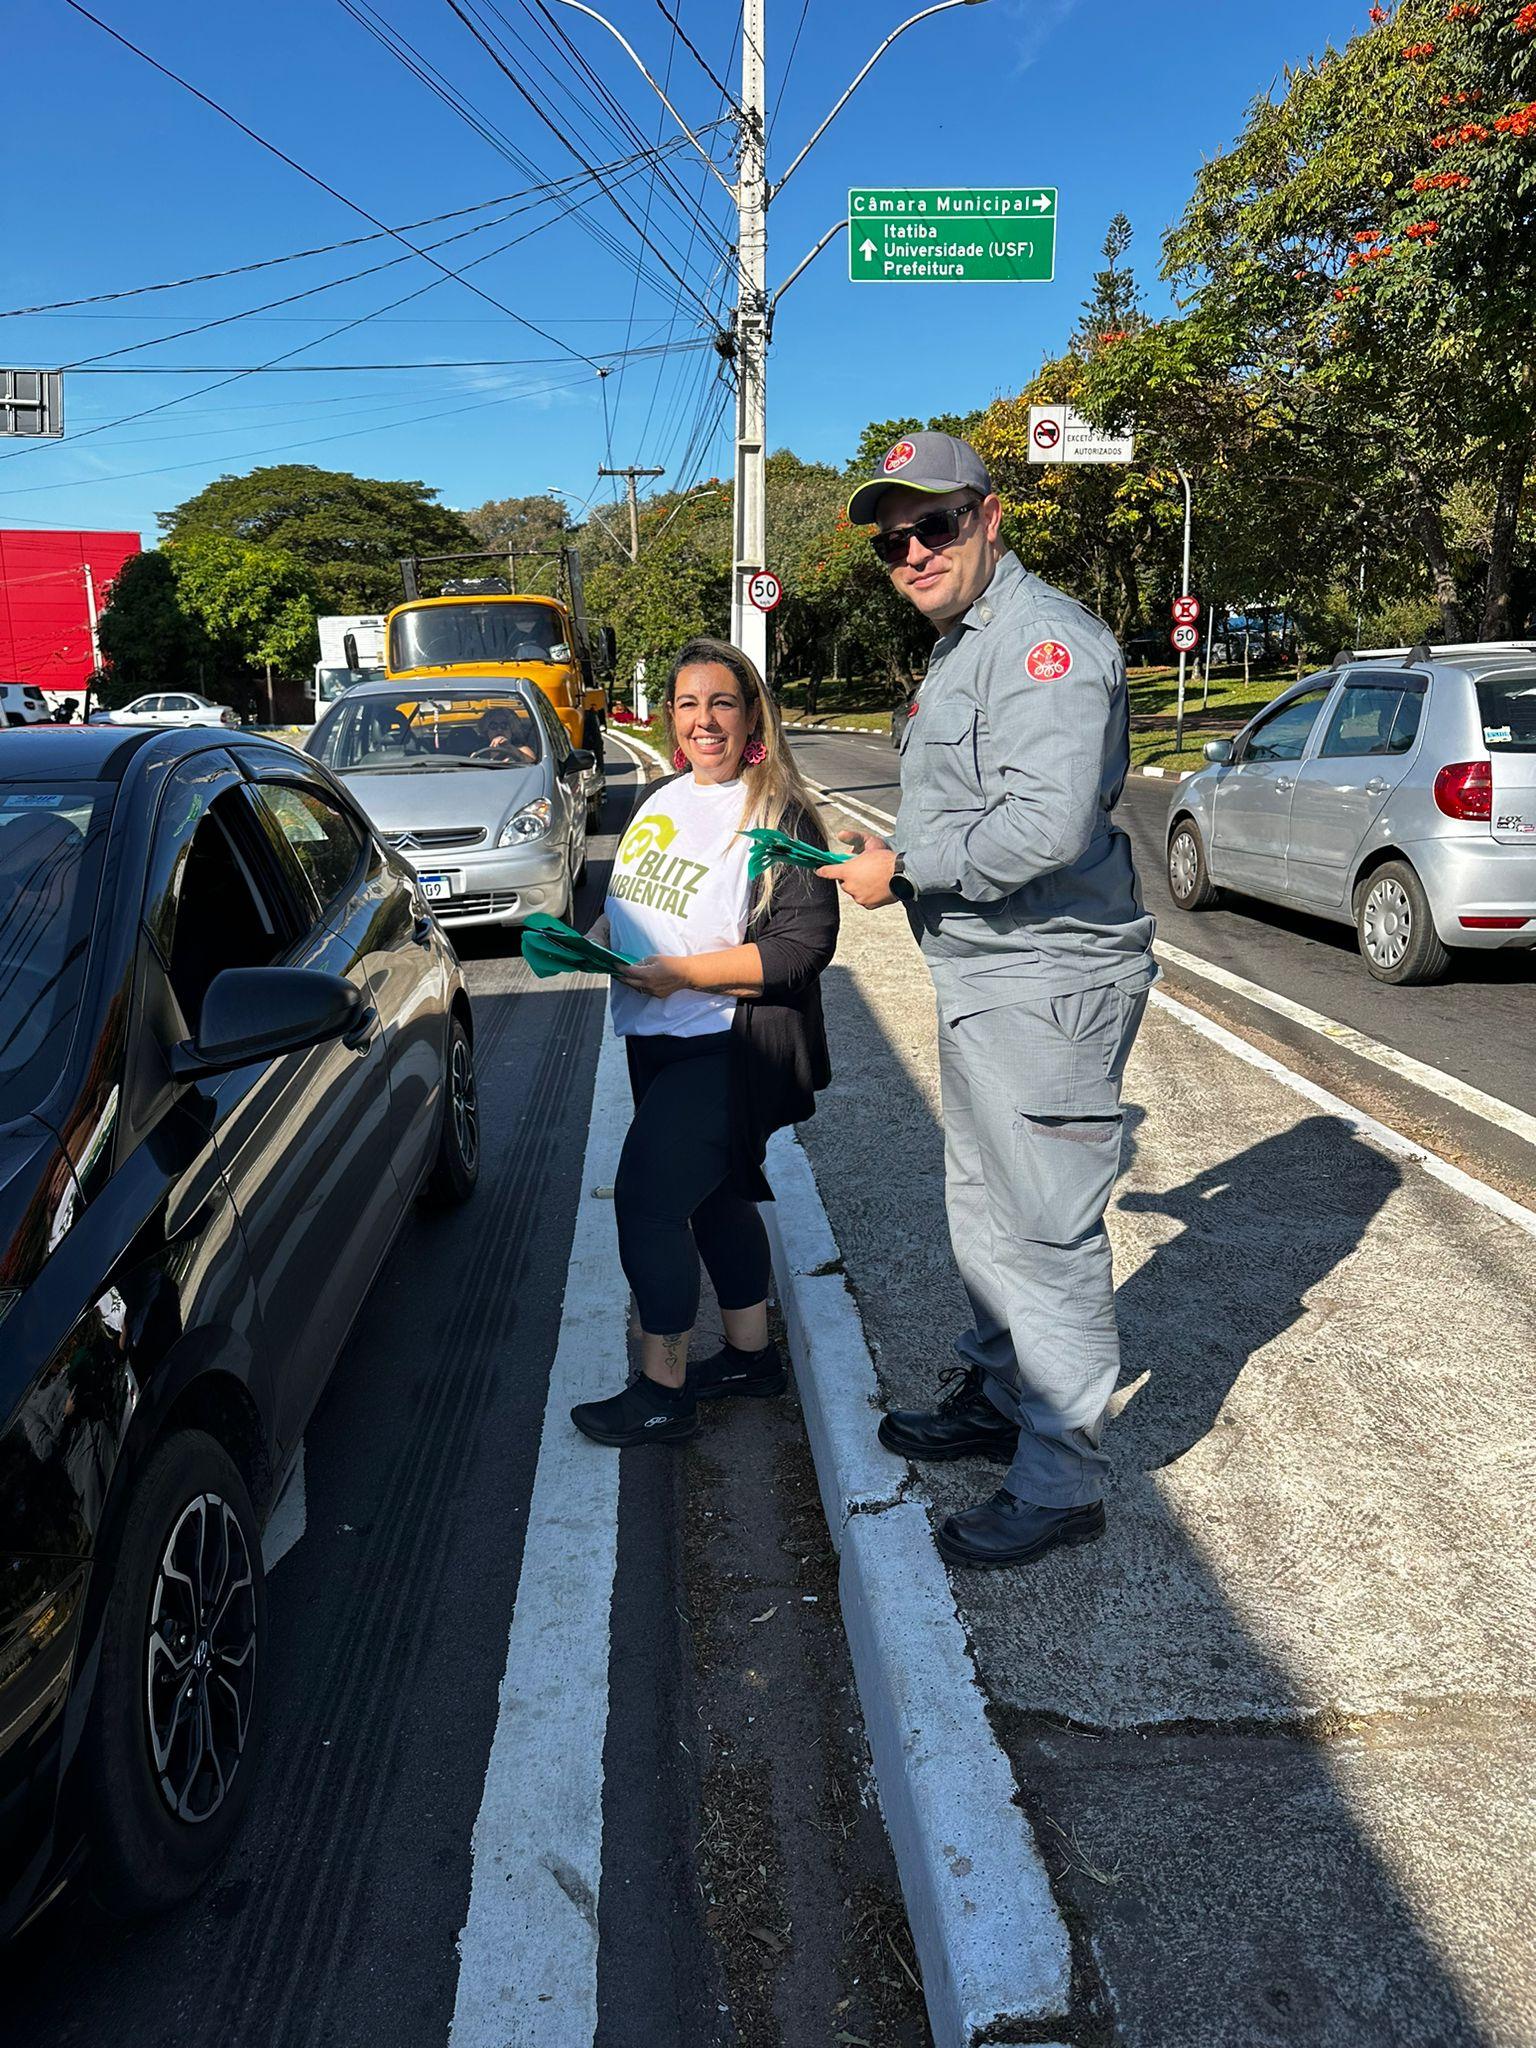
[471,705,537,763]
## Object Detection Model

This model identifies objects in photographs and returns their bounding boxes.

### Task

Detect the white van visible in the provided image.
[0,682,51,726]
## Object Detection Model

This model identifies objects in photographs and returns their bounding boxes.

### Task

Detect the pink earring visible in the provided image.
[742,736,767,767]
[672,746,688,771]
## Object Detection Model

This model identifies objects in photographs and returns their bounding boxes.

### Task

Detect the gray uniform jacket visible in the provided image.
[893,550,1155,1010]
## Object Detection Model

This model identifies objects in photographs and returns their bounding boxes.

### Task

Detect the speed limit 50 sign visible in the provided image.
[747,571,783,613]
[1170,623,1200,654]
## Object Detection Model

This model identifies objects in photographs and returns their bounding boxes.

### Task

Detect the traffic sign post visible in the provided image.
[747,571,783,613]
[848,189,1056,283]
[1026,403,1133,465]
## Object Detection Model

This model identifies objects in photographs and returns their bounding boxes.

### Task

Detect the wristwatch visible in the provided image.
[889,853,916,903]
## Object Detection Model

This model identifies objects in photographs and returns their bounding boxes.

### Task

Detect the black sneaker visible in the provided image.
[570,1376,697,1446]
[877,1365,1020,1464]
[689,1339,787,1402]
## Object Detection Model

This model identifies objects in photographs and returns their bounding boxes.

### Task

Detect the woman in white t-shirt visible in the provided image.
[570,639,839,1449]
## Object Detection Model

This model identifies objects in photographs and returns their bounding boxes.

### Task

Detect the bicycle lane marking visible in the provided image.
[449,1019,630,2048]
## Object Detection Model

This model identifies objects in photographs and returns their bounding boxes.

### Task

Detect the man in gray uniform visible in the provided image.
[825,431,1155,1569]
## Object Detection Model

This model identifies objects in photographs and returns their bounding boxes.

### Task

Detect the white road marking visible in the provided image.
[449,1022,631,2048]
[261,1442,306,1573]
[801,775,898,842]
[1154,939,1536,1152]
[1151,990,1536,1241]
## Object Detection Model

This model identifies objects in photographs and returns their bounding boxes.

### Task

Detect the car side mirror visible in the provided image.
[566,748,596,775]
[1204,739,1235,765]
[548,642,572,665]
[169,967,365,1079]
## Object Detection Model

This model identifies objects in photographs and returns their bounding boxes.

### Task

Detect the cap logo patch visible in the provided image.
[1025,639,1073,682]
[883,439,916,474]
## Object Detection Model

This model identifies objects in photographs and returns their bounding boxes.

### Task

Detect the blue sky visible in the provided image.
[2,0,1367,544]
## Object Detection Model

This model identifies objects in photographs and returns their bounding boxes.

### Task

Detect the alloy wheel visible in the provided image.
[1169,829,1200,902]
[450,1035,479,1175]
[1363,877,1412,969]
[144,1494,257,1824]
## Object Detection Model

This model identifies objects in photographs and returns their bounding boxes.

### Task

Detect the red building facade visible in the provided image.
[0,528,142,703]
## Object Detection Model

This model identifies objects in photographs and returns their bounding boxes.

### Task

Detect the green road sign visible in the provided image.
[848,189,1056,284]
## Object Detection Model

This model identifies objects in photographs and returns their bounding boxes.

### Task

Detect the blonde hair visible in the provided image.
[663,636,823,919]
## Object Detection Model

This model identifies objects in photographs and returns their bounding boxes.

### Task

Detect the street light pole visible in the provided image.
[730,0,769,676]
[1174,461,1193,757]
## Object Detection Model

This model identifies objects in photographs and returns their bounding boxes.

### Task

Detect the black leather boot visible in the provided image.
[877,1366,1020,1463]
[936,1488,1105,1568]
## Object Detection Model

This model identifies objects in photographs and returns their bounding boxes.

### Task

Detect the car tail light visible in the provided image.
[1433,760,1491,820]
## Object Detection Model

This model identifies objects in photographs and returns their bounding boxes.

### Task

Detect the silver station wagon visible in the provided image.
[1165,643,1536,984]
[306,677,594,936]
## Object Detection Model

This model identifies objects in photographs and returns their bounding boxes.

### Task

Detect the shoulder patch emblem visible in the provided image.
[1025,639,1073,682]
[882,439,916,474]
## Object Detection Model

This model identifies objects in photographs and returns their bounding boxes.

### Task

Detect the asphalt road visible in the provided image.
[9,751,920,2048]
[786,727,1536,1188]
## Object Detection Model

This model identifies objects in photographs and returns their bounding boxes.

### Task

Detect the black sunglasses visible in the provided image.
[869,501,978,566]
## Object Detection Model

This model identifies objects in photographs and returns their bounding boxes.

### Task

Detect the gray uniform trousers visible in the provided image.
[935,975,1147,1508]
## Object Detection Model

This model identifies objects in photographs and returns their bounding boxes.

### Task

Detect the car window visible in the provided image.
[1386,689,1424,754]
[0,783,111,1122]
[311,691,544,771]
[251,783,365,917]
[134,697,160,714]
[146,766,291,1031]
[164,696,193,712]
[1476,673,1536,753]
[529,690,570,762]
[1242,688,1332,765]
[1320,683,1411,759]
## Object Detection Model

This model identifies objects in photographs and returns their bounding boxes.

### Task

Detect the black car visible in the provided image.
[0,723,478,1936]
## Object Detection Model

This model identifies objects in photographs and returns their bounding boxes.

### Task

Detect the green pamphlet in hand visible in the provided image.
[738,826,852,882]
[520,912,639,979]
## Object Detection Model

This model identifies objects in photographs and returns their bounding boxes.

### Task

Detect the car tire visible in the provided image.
[1167,818,1220,910]
[421,1012,479,1206]
[1355,861,1450,985]
[85,1430,267,1917]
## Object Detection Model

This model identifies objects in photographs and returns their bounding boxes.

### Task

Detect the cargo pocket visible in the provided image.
[949,982,1135,1116]
[913,702,982,812]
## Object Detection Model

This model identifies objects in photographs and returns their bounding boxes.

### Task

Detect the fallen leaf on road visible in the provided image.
[749,1605,778,1624]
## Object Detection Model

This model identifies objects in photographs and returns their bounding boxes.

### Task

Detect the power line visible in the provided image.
[769,0,812,149]
[651,0,740,110]
[58,343,716,373]
[56,0,601,369]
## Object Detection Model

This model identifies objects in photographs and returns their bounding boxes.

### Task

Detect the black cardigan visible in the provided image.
[621,776,839,1201]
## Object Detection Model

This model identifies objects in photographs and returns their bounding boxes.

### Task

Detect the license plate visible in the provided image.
[418,873,456,901]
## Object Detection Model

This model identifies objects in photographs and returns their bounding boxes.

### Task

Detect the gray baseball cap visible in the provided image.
[847,429,992,524]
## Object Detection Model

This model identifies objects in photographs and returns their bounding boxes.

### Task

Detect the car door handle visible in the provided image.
[1274,776,1294,793]
[342,1004,379,1052]
[411,912,434,946]
[1365,777,1388,796]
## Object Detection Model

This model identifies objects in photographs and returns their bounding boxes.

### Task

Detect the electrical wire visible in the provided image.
[55,0,601,370]
[651,0,740,110]
[768,0,812,150]
[58,342,715,373]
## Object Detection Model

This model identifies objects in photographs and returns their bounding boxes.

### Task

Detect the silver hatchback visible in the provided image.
[305,677,594,935]
[1165,644,1536,984]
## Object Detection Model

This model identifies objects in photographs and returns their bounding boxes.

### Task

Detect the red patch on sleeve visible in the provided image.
[1025,638,1073,681]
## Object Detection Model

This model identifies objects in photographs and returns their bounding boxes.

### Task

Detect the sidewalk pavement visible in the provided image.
[791,897,1536,2048]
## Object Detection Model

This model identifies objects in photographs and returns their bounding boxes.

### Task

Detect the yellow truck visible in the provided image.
[367,547,616,827]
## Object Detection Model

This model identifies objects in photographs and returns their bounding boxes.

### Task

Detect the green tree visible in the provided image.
[463,492,568,564]
[96,550,210,704]
[161,464,478,613]
[166,534,319,688]
[1152,0,1536,637]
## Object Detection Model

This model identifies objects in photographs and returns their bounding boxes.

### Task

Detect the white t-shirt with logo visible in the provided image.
[607,775,754,1038]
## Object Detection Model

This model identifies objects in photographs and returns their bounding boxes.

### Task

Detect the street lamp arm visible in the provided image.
[545,0,737,197]
[769,0,990,201]
[770,221,849,312]
[549,484,634,562]
[647,485,726,550]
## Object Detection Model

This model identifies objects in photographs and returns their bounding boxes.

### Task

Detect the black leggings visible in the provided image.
[615,1034,771,1335]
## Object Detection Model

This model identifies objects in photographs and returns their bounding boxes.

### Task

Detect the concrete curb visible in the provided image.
[763,1127,1073,2048]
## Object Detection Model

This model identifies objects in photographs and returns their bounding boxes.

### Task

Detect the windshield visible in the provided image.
[311,692,545,773]
[389,602,564,672]
[0,784,111,1123]
[1476,674,1536,753]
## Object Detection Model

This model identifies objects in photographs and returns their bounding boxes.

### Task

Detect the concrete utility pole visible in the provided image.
[1174,462,1193,756]
[82,561,102,718]
[549,0,990,685]
[597,464,666,562]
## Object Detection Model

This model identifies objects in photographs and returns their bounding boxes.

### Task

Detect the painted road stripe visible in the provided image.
[449,1021,630,2048]
[1153,939,1536,1152]
[1151,990,1536,1241]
